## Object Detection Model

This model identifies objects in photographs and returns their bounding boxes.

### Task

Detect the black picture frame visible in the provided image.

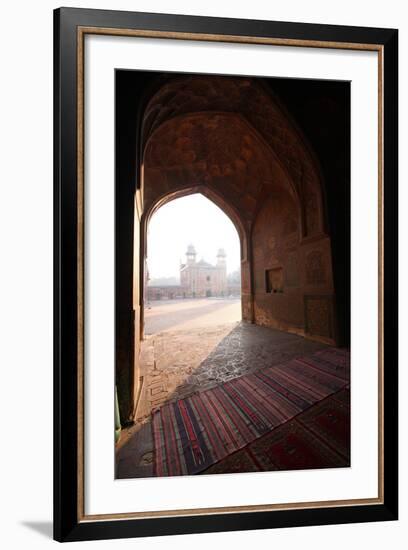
[54,7,398,542]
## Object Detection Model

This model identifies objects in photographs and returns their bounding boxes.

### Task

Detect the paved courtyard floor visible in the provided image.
[144,297,241,334]
[116,298,328,478]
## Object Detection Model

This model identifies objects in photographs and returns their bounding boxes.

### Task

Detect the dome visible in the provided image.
[186,244,196,255]
[197,259,212,268]
[216,248,226,257]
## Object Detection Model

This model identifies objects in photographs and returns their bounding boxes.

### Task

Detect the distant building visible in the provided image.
[180,245,227,298]
[227,269,241,297]
[145,267,183,301]
[146,285,182,301]
[146,244,238,301]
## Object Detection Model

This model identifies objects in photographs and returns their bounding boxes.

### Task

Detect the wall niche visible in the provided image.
[265,267,284,294]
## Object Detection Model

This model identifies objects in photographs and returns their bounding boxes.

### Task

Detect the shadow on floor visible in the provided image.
[116,323,331,479]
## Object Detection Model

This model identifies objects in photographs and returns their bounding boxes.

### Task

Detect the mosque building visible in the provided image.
[179,244,227,298]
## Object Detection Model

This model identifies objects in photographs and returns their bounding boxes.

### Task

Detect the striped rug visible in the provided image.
[152,347,350,476]
[201,388,350,475]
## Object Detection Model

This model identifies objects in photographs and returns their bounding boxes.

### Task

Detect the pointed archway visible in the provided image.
[140,186,247,339]
[116,74,339,423]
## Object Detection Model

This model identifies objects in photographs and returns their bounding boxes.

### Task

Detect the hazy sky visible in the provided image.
[147,194,241,281]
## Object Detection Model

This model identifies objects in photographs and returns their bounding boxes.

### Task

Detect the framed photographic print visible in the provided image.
[53,7,398,542]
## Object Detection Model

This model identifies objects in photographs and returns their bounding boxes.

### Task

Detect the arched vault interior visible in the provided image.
[139,75,335,340]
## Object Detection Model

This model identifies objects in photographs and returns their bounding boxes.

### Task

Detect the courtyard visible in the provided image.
[144,297,241,334]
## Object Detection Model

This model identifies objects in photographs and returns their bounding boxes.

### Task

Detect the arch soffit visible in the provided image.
[141,76,323,198]
[143,111,300,219]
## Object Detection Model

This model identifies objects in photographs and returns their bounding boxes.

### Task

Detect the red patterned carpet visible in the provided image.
[152,348,350,476]
[201,388,350,474]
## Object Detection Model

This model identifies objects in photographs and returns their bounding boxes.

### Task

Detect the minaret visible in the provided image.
[216,248,227,296]
[186,244,197,265]
[216,248,227,267]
